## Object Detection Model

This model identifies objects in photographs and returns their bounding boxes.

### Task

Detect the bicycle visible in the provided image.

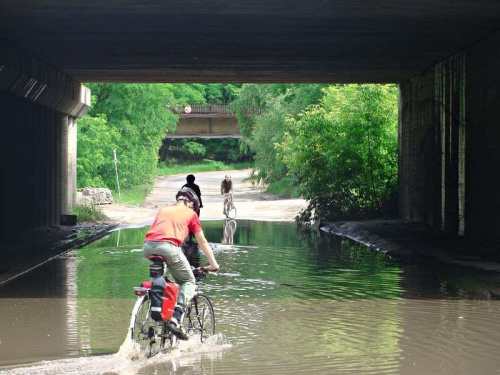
[222,219,237,244]
[223,192,237,219]
[129,255,216,357]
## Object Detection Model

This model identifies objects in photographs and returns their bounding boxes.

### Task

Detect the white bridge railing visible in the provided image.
[168,104,261,115]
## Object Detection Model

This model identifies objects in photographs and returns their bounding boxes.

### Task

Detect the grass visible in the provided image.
[112,184,151,205]
[72,204,108,222]
[157,160,254,177]
[266,178,302,199]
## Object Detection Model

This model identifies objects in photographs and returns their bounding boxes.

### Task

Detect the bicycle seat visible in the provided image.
[148,255,166,262]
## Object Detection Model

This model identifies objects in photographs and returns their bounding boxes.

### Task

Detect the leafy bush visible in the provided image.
[279,84,398,220]
[266,177,301,198]
[231,84,325,184]
[77,114,120,188]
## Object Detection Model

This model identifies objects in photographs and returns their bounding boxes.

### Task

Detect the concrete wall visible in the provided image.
[465,31,500,238]
[399,30,500,238]
[0,39,89,237]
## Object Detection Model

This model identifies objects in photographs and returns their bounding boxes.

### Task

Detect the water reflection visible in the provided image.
[221,220,237,245]
[1,221,500,374]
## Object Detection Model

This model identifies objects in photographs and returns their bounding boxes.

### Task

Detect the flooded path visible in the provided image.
[1,220,500,374]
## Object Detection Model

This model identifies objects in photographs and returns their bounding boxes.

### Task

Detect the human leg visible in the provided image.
[143,241,194,340]
[223,195,228,214]
[143,241,196,310]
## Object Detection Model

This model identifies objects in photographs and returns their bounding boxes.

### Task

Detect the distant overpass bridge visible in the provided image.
[166,105,260,139]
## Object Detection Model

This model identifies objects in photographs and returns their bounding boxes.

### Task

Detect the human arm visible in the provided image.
[194,230,219,271]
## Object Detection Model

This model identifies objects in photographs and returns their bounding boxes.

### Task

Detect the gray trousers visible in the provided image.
[143,241,195,310]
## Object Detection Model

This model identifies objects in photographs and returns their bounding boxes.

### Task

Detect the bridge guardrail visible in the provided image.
[167,104,261,115]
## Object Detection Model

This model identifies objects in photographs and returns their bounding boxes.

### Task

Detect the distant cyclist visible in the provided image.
[142,187,219,340]
[220,174,233,215]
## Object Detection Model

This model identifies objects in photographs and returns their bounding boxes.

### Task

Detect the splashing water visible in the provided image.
[0,333,231,375]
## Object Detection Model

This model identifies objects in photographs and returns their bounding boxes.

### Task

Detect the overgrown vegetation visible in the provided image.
[233,84,399,221]
[72,204,108,222]
[160,138,252,164]
[280,85,398,220]
[231,84,325,184]
[112,185,151,206]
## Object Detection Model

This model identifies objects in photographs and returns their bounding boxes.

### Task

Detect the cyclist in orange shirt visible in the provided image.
[142,187,219,340]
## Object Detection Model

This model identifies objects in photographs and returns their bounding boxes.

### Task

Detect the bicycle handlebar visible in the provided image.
[192,266,218,279]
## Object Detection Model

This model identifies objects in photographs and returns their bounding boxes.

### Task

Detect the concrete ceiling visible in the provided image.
[1,1,500,83]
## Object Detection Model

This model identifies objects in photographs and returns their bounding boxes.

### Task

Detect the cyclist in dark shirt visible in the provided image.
[183,174,203,217]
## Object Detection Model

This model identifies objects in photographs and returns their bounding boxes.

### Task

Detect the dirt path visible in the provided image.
[101,169,308,227]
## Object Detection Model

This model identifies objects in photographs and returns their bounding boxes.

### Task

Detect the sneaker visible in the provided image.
[166,317,189,340]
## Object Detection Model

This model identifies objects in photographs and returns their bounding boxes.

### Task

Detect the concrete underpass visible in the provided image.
[1,1,500,243]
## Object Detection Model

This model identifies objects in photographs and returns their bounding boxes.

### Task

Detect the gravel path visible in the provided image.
[101,169,307,226]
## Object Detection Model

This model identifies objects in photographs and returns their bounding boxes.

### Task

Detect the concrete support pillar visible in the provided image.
[67,117,78,212]
[434,53,466,235]
[399,29,500,239]
[0,39,89,236]
[60,116,69,215]
[59,115,77,215]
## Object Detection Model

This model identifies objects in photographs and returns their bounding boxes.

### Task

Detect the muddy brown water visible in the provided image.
[1,220,500,374]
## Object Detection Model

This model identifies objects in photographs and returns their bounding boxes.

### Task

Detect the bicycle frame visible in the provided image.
[130,259,215,355]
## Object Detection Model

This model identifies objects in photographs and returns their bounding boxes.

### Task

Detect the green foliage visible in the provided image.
[231,84,325,183]
[266,177,302,198]
[157,160,253,176]
[80,83,178,190]
[279,84,399,220]
[161,138,252,163]
[178,139,207,156]
[72,204,108,222]
[204,84,241,103]
[163,83,207,111]
[77,114,120,188]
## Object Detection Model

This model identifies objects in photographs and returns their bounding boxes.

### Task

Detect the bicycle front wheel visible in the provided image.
[184,294,215,342]
[226,203,237,219]
[130,295,175,357]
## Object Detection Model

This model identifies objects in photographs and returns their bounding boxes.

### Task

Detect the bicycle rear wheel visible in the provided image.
[183,294,215,342]
[226,203,237,219]
[130,295,176,357]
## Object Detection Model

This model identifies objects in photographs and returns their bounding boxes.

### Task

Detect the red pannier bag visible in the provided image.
[150,277,179,322]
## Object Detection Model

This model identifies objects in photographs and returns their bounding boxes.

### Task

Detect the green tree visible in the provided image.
[77,114,120,187]
[204,84,241,103]
[279,84,398,220]
[82,83,178,189]
[231,84,324,182]
[79,83,248,190]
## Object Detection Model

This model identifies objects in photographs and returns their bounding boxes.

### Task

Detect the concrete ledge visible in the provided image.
[321,220,500,272]
[0,222,119,285]
[0,38,90,118]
